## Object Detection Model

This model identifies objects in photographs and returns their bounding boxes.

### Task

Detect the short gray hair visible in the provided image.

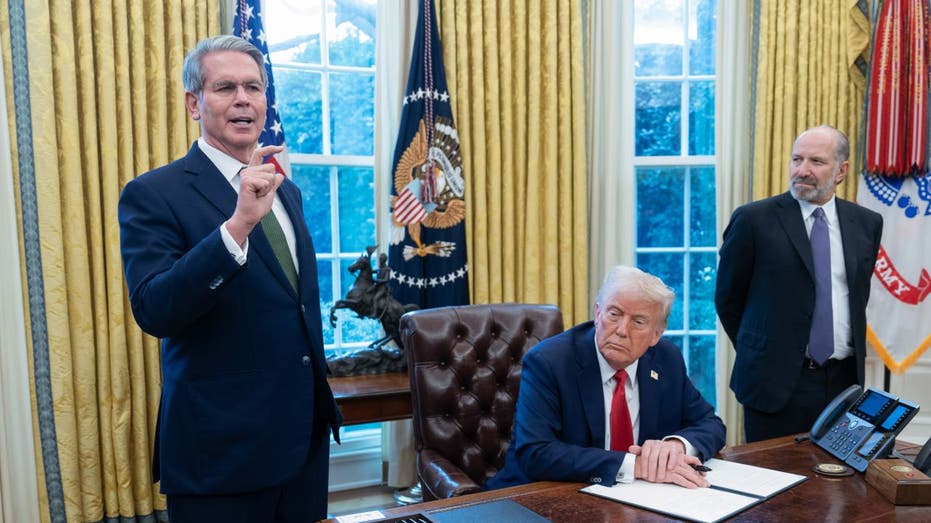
[182,35,266,94]
[798,124,849,164]
[595,265,675,324]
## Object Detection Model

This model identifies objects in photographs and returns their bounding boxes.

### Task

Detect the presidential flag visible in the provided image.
[233,0,291,176]
[388,0,468,308]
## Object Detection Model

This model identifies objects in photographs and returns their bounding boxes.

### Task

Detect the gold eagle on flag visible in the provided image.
[390,116,465,260]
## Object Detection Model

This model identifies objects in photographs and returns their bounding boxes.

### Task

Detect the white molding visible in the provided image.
[328,433,383,492]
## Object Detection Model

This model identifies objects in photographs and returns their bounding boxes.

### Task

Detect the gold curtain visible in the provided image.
[436,0,589,325]
[0,1,218,521]
[751,0,871,200]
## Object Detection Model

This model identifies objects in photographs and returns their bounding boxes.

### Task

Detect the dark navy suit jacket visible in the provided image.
[715,192,882,413]
[118,143,342,495]
[487,322,726,489]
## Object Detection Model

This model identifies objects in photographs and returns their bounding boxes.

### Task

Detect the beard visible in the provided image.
[789,174,835,203]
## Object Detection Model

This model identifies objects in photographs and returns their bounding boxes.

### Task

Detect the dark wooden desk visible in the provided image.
[329,372,411,426]
[321,436,929,522]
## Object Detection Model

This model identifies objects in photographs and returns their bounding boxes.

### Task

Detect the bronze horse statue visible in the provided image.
[328,246,418,351]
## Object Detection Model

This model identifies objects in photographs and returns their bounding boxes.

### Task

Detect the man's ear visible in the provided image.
[184,91,201,120]
[834,160,849,185]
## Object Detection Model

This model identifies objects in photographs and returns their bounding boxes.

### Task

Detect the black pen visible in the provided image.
[691,464,712,472]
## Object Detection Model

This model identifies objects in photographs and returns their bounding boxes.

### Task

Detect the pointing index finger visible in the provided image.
[249,145,286,167]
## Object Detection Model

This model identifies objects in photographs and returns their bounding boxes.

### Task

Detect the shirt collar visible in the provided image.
[595,335,639,387]
[797,194,838,225]
[198,137,248,183]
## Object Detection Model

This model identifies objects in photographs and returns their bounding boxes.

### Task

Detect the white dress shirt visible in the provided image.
[594,340,697,483]
[797,196,851,360]
[198,138,299,271]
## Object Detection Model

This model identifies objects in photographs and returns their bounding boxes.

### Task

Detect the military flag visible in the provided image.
[858,0,931,373]
[233,0,291,176]
[388,0,468,308]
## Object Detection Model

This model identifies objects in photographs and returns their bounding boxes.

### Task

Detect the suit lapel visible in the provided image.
[185,145,237,219]
[836,198,860,290]
[278,179,314,282]
[636,348,660,443]
[575,326,607,449]
[185,144,298,298]
[775,192,815,279]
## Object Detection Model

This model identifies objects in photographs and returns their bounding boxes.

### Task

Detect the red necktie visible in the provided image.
[610,369,634,451]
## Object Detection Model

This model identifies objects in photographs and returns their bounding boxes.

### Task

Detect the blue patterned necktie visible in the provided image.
[808,207,833,365]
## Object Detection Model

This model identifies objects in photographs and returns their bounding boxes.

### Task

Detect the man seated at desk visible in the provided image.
[487,266,725,489]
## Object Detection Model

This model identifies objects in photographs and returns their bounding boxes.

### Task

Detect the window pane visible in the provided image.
[292,164,332,251]
[266,0,323,65]
[276,68,323,154]
[329,2,376,67]
[689,252,717,330]
[319,259,335,346]
[690,167,716,246]
[688,0,717,75]
[635,81,681,156]
[337,167,376,252]
[637,167,685,247]
[637,252,684,331]
[329,72,375,155]
[634,0,683,76]
[688,335,716,408]
[338,258,386,344]
[688,81,715,155]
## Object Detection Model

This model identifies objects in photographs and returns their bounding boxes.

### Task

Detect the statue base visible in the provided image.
[326,346,407,377]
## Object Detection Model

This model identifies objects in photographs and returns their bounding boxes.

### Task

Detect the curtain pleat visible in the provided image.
[751,0,868,200]
[437,0,588,326]
[0,1,217,521]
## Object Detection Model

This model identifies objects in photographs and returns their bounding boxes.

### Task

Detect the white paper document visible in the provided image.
[580,458,807,523]
[702,458,806,498]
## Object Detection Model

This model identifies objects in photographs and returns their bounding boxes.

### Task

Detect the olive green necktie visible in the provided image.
[260,211,299,291]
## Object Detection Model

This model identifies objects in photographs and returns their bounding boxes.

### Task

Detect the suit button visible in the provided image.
[301,355,311,366]
[301,304,306,313]
[208,276,223,290]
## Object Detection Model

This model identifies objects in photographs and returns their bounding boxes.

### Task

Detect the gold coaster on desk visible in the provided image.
[813,463,855,477]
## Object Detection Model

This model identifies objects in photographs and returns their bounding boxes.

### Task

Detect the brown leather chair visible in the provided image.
[399,303,564,500]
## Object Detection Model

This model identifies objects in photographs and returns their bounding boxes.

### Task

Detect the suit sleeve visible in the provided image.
[669,366,726,460]
[513,350,624,484]
[118,176,244,338]
[715,205,754,345]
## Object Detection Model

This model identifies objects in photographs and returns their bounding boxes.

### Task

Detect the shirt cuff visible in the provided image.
[220,221,248,265]
[615,452,637,484]
[663,435,698,457]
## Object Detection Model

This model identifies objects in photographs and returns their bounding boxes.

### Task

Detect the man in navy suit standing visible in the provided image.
[487,266,725,490]
[118,35,341,522]
[715,125,883,443]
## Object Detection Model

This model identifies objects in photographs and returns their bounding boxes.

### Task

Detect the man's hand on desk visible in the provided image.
[629,439,710,488]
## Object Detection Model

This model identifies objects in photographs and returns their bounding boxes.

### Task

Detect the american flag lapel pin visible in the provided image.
[650,370,659,380]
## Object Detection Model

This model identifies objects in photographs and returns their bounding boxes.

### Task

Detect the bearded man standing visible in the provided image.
[715,125,883,443]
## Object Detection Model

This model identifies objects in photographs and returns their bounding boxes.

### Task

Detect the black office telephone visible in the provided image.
[810,384,920,472]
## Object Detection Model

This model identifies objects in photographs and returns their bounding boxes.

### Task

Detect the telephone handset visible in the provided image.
[912,437,931,474]
[810,385,920,472]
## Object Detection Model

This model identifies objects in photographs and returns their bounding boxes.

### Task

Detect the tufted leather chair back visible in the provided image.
[400,303,563,499]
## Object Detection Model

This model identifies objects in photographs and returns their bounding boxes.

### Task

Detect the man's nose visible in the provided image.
[614,317,629,336]
[234,85,251,102]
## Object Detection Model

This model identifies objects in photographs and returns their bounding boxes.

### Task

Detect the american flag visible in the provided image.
[233,0,291,176]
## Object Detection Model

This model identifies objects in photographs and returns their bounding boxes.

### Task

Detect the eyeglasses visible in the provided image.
[205,80,266,98]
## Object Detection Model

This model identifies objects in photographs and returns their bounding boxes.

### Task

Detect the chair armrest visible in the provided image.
[417,448,483,500]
